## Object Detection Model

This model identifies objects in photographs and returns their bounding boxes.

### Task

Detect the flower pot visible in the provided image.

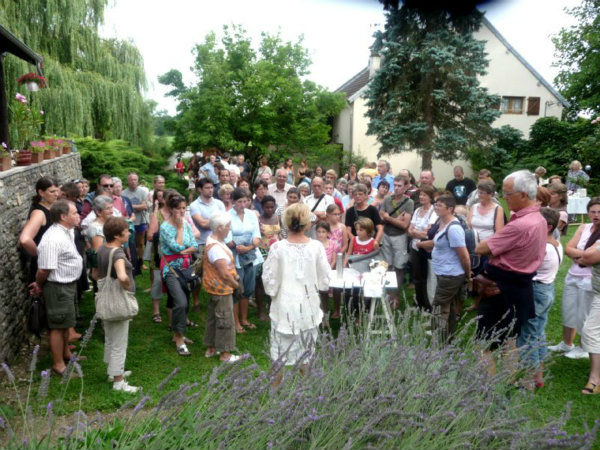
[32,152,45,164]
[25,81,39,92]
[62,146,71,155]
[16,149,32,166]
[1,155,11,171]
[43,149,53,160]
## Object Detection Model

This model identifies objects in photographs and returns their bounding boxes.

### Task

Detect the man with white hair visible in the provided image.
[475,170,547,348]
[373,159,395,189]
[268,168,294,208]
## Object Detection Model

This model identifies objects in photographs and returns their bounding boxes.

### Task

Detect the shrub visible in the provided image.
[0,310,595,449]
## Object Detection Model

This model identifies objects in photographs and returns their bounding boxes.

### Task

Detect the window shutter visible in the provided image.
[527,97,540,115]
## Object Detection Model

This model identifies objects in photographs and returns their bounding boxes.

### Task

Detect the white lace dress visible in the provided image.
[262,239,330,365]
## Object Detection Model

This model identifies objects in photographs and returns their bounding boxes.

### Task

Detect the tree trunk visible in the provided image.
[421,151,432,170]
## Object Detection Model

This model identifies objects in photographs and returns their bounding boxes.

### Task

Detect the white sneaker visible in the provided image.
[222,354,241,363]
[108,370,132,382]
[565,346,589,359]
[113,380,140,393]
[547,342,575,353]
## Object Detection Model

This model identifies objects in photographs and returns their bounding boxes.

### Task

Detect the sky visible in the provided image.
[100,0,582,115]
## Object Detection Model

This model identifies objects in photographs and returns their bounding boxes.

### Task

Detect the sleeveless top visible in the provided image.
[202,241,237,295]
[471,204,498,241]
[329,225,344,254]
[568,223,593,278]
[30,204,52,245]
[352,236,375,255]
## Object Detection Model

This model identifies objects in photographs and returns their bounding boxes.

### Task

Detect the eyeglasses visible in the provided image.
[501,191,518,197]
[102,184,114,188]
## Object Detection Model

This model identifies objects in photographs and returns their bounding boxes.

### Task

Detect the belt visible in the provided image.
[46,280,77,285]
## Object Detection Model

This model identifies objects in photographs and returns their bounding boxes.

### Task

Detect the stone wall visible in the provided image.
[0,153,82,363]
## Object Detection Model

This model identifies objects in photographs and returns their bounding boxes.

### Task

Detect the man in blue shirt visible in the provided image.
[200,154,219,184]
[373,159,395,189]
[189,178,225,255]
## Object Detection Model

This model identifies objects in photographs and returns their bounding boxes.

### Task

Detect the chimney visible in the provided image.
[368,51,381,79]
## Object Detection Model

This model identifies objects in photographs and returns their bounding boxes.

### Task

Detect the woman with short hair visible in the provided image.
[203,212,241,363]
[547,182,569,236]
[566,160,589,192]
[97,217,140,392]
[467,179,504,242]
[262,203,330,378]
[218,184,234,211]
[86,195,114,281]
[228,188,263,333]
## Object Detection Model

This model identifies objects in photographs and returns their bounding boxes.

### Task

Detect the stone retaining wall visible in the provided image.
[0,153,82,363]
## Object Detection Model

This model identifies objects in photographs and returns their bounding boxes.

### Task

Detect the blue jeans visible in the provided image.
[517,281,555,368]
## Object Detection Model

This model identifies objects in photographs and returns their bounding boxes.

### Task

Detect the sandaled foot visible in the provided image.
[205,349,220,358]
[582,382,600,394]
[176,344,191,357]
[236,326,246,334]
[241,322,256,329]
[186,321,199,328]
[152,314,162,323]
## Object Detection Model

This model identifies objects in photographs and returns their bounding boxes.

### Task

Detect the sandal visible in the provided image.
[152,314,162,324]
[186,321,199,328]
[205,349,220,358]
[236,326,246,334]
[241,322,256,329]
[582,382,600,394]
[177,344,191,357]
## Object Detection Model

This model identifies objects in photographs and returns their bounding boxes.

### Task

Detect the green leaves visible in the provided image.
[365,6,500,169]
[160,26,346,169]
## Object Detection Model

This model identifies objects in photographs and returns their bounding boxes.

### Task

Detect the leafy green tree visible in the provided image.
[553,0,600,117]
[365,4,500,170]
[0,0,152,147]
[159,26,346,171]
[468,125,526,182]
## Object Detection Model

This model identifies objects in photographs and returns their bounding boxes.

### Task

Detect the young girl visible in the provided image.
[345,217,376,264]
[315,221,335,267]
[326,204,348,263]
[256,195,280,320]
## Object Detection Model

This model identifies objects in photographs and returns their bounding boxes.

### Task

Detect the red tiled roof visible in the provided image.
[335,67,369,100]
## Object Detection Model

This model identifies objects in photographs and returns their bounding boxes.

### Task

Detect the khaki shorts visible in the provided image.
[44,281,76,329]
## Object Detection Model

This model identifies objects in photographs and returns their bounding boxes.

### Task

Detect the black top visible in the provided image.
[344,204,382,236]
[445,178,477,205]
[30,204,52,245]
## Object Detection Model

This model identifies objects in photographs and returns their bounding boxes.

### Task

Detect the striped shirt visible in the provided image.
[37,224,83,283]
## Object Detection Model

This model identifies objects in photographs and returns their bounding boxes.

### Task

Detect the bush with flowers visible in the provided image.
[9,92,44,151]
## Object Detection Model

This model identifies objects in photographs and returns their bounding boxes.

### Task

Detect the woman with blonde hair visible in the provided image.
[218,184,234,212]
[566,160,589,192]
[262,203,330,373]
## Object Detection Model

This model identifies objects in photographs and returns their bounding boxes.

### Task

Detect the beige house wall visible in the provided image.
[332,20,566,184]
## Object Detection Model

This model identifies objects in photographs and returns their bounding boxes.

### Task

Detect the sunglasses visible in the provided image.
[102,184,114,188]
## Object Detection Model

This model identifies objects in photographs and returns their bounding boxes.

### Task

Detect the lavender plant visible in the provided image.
[0,309,597,449]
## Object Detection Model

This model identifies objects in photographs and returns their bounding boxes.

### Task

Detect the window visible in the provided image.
[527,97,540,115]
[500,96,525,114]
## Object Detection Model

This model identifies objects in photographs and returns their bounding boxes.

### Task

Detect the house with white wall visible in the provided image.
[332,16,570,182]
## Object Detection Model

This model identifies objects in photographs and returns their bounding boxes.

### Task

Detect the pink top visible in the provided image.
[324,239,336,266]
[487,204,547,274]
[329,225,344,254]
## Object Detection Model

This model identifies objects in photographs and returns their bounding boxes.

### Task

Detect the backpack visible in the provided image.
[437,216,480,269]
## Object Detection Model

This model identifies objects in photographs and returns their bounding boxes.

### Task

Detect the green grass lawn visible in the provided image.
[1,223,599,442]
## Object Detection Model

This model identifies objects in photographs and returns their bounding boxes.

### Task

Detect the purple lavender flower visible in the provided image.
[158,367,180,390]
[39,370,50,398]
[1,363,14,383]
[29,345,40,372]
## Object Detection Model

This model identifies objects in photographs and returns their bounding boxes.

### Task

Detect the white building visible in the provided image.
[332,16,570,181]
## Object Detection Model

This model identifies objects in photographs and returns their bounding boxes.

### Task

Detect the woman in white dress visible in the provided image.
[467,180,504,243]
[262,203,330,379]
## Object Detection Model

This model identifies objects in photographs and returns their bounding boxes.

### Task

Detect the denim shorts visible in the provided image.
[237,263,257,299]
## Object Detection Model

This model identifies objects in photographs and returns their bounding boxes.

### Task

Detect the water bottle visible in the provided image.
[336,253,344,278]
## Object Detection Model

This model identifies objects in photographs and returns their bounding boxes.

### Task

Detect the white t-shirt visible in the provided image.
[533,242,563,284]
[206,235,234,265]
[409,205,437,251]
[304,193,335,214]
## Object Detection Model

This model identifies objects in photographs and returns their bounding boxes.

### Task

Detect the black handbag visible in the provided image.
[28,296,48,338]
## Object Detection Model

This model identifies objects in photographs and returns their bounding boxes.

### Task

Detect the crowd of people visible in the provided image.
[18,152,600,395]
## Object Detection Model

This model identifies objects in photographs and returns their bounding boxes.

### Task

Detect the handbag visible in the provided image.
[96,248,139,321]
[28,296,47,338]
[473,274,501,298]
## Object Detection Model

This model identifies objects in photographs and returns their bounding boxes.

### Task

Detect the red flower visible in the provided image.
[17,72,47,88]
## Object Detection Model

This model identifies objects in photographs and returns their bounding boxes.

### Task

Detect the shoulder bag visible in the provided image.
[96,248,139,321]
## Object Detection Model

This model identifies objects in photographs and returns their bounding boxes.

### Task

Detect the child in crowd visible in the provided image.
[256,195,280,321]
[325,204,348,318]
[345,217,376,264]
[518,207,563,389]
[315,221,335,267]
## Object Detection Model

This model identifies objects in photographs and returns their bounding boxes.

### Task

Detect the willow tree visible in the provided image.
[0,0,152,147]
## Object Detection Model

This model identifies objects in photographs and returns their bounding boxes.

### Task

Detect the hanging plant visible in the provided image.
[17,72,47,89]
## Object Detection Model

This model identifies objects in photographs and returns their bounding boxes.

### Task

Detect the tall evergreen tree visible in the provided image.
[365,4,500,170]
[0,0,152,146]
[553,0,600,117]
